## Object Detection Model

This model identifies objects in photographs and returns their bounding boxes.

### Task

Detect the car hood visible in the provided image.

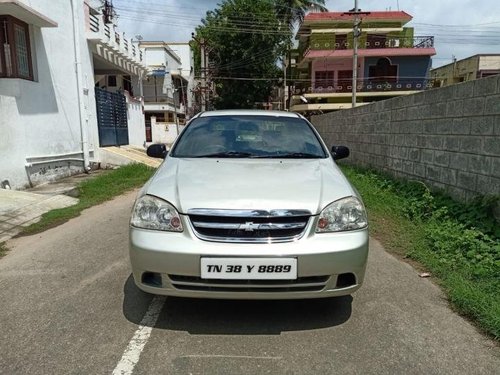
[145,157,356,215]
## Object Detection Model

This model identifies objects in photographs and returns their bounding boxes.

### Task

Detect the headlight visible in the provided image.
[316,196,368,233]
[131,195,183,232]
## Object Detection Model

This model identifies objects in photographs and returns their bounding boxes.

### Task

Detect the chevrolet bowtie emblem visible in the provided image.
[240,222,259,232]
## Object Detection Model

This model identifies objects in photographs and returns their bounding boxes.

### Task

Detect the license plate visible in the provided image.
[201,258,297,280]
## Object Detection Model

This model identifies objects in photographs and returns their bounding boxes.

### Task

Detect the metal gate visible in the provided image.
[95,87,129,147]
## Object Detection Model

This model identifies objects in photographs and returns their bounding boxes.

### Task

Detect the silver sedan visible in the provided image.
[129,110,368,299]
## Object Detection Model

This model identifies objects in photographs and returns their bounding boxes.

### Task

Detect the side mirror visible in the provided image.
[147,144,168,159]
[331,145,350,160]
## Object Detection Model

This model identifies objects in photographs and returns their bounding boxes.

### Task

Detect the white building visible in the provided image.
[167,42,195,117]
[0,0,147,189]
[138,41,194,145]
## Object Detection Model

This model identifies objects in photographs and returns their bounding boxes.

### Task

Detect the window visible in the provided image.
[315,71,334,89]
[107,75,117,87]
[480,72,499,78]
[171,116,327,158]
[0,16,33,80]
[368,58,398,83]
[337,70,353,92]
[123,75,133,95]
[367,34,387,49]
[335,34,348,50]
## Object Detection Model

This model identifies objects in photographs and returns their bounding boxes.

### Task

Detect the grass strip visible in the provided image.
[341,164,500,340]
[20,164,156,236]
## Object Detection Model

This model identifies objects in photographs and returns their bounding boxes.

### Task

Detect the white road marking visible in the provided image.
[112,296,166,375]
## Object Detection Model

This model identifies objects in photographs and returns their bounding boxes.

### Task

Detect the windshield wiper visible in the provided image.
[194,151,254,158]
[254,152,323,159]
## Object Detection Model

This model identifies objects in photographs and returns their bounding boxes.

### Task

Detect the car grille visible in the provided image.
[187,209,311,243]
[168,274,330,293]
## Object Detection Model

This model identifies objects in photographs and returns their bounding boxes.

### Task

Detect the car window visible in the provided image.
[171,115,327,158]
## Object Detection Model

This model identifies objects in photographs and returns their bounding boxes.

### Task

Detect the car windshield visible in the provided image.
[170,115,327,158]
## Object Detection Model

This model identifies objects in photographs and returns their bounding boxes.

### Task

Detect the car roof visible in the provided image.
[197,110,302,118]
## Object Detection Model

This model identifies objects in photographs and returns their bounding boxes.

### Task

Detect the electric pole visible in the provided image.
[283,54,287,110]
[191,33,208,112]
[352,1,360,108]
[200,38,207,111]
[343,2,369,108]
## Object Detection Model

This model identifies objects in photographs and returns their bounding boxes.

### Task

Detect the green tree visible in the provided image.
[193,0,289,109]
[192,0,327,109]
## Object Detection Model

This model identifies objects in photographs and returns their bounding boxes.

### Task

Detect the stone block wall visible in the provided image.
[311,75,500,201]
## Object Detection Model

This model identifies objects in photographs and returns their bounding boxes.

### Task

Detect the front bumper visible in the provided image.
[129,216,369,299]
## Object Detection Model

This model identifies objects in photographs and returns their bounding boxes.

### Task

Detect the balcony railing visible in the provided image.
[312,36,434,51]
[143,95,175,105]
[294,77,437,94]
[87,12,144,65]
[381,35,434,49]
[89,14,99,32]
[104,23,111,38]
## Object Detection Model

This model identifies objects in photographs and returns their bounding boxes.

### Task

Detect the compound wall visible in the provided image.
[312,75,500,201]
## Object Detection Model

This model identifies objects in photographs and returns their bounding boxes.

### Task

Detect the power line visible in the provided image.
[115,0,324,15]
[118,15,292,35]
[116,9,500,42]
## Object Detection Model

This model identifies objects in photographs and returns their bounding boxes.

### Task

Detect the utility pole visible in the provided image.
[343,2,369,108]
[191,33,208,112]
[352,1,359,108]
[172,86,179,136]
[200,38,207,111]
[178,67,186,117]
[205,46,211,110]
[283,55,287,110]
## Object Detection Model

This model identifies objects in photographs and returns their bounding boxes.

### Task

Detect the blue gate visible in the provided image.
[95,88,129,147]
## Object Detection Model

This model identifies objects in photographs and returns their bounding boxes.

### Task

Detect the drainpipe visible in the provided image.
[71,0,91,172]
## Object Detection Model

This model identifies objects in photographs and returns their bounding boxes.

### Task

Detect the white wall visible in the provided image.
[166,43,195,116]
[126,94,146,147]
[167,44,192,79]
[143,47,167,67]
[478,55,500,71]
[142,44,182,97]
[150,117,184,145]
[0,0,98,189]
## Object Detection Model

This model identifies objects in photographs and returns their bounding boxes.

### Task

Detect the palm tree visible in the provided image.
[275,0,328,29]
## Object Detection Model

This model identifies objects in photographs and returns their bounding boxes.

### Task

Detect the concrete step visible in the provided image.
[120,146,152,158]
[101,147,162,168]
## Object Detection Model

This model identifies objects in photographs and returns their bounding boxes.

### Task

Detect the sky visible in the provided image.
[114,0,500,68]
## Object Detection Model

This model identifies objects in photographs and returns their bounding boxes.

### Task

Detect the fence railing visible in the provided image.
[143,95,175,105]
[294,77,437,94]
[323,35,434,51]
[300,35,434,56]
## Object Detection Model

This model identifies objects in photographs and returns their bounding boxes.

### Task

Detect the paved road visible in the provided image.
[0,191,498,375]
